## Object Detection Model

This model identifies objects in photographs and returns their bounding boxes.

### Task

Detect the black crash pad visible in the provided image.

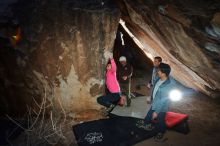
[72,114,189,146]
[73,115,157,146]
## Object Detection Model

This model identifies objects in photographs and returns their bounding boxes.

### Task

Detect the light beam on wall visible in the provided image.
[119,19,154,61]
[120,32,125,46]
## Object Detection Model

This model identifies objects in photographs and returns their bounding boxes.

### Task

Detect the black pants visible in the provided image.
[119,80,131,106]
[144,107,166,134]
[97,93,120,108]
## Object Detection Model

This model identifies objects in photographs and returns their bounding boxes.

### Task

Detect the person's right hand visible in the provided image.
[152,112,158,120]
[122,76,127,80]
[146,97,151,104]
[147,83,151,89]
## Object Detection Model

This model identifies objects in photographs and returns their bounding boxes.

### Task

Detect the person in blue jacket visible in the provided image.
[147,56,162,103]
[144,63,176,142]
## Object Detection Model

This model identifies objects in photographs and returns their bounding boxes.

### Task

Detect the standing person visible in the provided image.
[147,56,162,103]
[117,56,133,107]
[144,63,176,142]
[97,55,121,115]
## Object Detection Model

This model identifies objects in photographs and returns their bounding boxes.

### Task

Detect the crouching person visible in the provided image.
[97,54,121,116]
[144,63,175,142]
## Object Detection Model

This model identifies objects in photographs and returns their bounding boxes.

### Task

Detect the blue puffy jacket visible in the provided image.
[151,77,176,114]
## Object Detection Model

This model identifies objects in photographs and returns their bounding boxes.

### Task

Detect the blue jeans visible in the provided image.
[97,93,120,108]
[144,107,166,133]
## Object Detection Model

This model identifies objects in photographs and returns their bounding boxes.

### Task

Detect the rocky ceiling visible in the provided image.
[115,0,220,97]
[0,0,220,115]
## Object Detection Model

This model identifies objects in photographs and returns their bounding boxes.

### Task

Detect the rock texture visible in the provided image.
[116,0,220,97]
[1,0,220,117]
[0,0,120,115]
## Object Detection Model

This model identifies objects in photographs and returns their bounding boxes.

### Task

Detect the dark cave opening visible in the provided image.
[113,23,153,78]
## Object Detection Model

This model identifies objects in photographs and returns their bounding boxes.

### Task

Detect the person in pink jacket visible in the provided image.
[97,57,121,115]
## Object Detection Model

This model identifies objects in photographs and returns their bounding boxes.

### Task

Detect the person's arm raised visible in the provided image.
[110,58,116,73]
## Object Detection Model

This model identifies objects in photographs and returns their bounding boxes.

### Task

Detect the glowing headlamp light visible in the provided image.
[169,89,182,101]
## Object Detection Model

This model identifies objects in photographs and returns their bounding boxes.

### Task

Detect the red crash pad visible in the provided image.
[165,112,188,128]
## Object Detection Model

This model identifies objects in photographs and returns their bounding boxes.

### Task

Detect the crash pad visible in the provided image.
[73,113,189,146]
[165,112,188,128]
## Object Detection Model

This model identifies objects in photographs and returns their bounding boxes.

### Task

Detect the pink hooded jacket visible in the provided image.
[106,59,120,93]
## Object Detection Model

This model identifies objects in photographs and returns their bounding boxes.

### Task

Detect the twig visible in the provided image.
[28,86,46,130]
[42,121,73,137]
[57,123,65,139]
[26,106,31,146]
[32,109,38,115]
[44,102,52,109]
[6,136,13,146]
[43,136,58,145]
[57,97,66,123]
[6,84,74,145]
[38,87,47,136]
[32,91,52,110]
[6,126,19,146]
[26,130,29,146]
[32,96,41,109]
[6,115,30,131]
[50,111,56,130]
[44,130,59,138]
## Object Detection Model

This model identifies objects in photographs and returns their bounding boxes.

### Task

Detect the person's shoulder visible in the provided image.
[167,77,177,86]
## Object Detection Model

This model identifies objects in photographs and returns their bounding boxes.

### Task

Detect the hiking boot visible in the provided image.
[126,97,131,107]
[102,104,115,116]
[106,104,115,113]
[130,93,136,99]
[143,124,154,131]
[154,133,167,142]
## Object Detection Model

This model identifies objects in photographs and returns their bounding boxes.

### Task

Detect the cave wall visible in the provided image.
[116,0,220,97]
[0,0,120,115]
[1,0,220,116]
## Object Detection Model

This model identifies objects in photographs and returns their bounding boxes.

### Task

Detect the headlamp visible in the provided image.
[169,89,182,101]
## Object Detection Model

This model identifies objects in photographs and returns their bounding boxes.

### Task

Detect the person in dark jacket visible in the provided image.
[144,63,176,142]
[117,56,133,107]
[147,56,162,103]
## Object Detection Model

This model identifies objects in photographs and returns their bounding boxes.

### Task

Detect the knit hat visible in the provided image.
[119,56,126,62]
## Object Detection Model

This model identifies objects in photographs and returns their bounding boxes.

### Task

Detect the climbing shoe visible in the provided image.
[154,133,167,142]
[143,124,154,131]
[102,104,115,116]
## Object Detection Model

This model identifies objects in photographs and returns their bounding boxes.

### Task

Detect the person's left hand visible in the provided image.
[104,50,113,60]
[152,112,158,120]
[99,79,104,88]
[122,76,127,80]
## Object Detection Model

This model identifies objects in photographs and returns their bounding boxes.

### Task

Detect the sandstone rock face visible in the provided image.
[116,0,220,97]
[1,0,220,117]
[0,0,120,115]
